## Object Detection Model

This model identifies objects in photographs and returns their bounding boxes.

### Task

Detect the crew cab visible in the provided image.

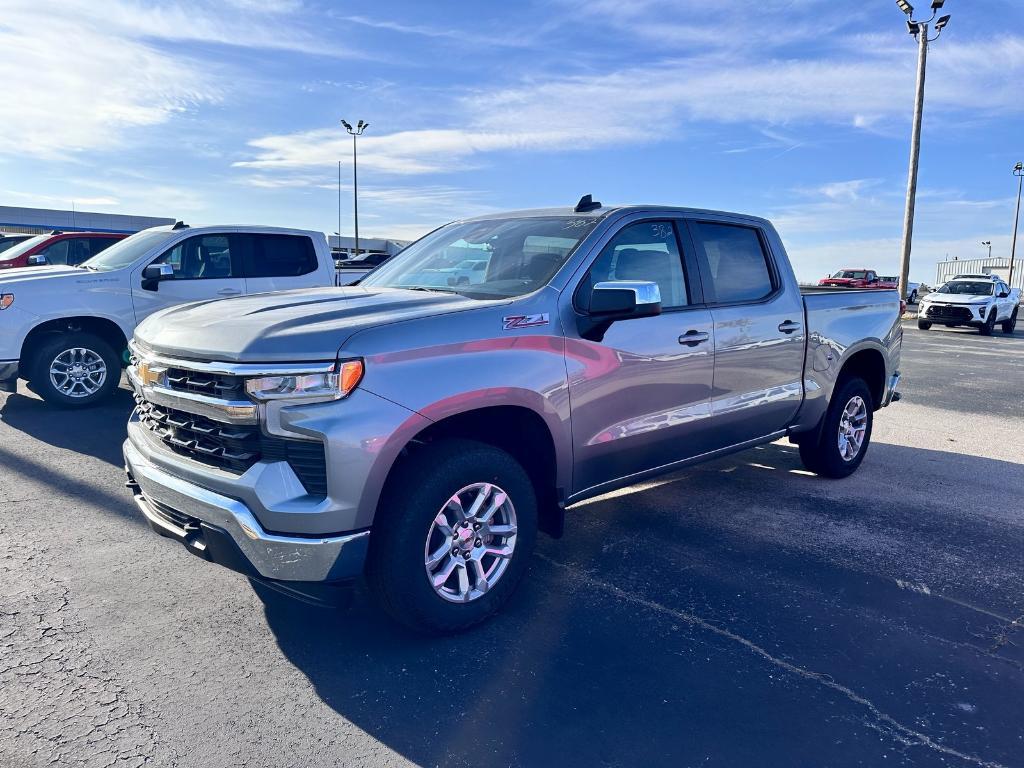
[917,277,1019,335]
[0,223,336,405]
[123,200,902,633]
[0,231,127,270]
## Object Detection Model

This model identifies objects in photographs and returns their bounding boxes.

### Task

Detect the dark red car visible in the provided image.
[0,231,127,270]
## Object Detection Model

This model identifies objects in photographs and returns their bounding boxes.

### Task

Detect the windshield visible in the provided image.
[832,270,868,279]
[360,216,599,299]
[0,235,48,262]
[937,281,994,296]
[80,229,177,272]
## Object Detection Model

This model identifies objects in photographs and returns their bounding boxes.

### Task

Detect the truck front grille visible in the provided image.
[135,394,327,497]
[926,304,973,322]
[165,368,247,400]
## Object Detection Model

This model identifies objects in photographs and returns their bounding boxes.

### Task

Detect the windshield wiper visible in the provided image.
[404,286,460,294]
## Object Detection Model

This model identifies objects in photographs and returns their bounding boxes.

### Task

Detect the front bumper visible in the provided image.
[124,438,369,583]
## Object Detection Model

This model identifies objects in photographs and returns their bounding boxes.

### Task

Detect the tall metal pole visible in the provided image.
[337,160,342,258]
[897,22,928,303]
[344,159,348,259]
[352,132,359,259]
[1011,165,1023,288]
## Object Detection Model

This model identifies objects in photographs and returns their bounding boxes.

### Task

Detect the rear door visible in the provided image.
[686,219,805,448]
[564,217,716,494]
[241,233,320,294]
[131,233,247,323]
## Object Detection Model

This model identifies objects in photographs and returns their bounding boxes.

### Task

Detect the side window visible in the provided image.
[87,237,120,257]
[691,222,775,304]
[66,238,93,266]
[153,235,235,280]
[579,221,688,309]
[40,239,69,265]
[244,235,316,278]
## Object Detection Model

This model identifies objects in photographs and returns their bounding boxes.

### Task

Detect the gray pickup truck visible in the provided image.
[123,199,902,633]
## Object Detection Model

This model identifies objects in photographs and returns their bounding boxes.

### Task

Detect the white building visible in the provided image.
[0,205,174,235]
[935,257,1022,291]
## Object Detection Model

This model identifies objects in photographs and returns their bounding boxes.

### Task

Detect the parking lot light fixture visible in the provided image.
[896,0,952,311]
[341,118,369,259]
[982,240,992,259]
[1011,162,1023,286]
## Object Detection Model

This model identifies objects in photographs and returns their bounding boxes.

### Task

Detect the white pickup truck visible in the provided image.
[0,223,336,406]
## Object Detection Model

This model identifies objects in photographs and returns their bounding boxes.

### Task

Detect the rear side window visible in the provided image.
[245,235,317,278]
[88,237,121,257]
[690,222,775,304]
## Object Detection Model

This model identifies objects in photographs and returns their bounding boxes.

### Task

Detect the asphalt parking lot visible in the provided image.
[2,321,1023,768]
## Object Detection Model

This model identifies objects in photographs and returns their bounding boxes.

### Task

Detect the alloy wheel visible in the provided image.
[424,482,518,603]
[837,395,868,462]
[49,347,107,398]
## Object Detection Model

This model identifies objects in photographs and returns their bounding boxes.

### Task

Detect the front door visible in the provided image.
[686,219,805,448]
[564,218,716,496]
[131,233,247,324]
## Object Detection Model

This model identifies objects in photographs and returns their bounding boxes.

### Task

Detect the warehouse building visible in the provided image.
[935,256,1023,292]
[0,205,174,235]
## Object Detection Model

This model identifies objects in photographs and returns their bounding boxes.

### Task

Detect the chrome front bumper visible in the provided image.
[124,438,368,583]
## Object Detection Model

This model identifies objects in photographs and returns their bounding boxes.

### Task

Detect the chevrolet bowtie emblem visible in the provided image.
[136,361,167,388]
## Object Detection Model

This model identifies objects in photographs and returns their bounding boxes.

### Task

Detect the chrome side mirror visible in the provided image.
[26,254,47,266]
[589,280,662,318]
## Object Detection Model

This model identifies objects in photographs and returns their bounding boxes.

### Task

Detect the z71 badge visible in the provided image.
[502,313,549,330]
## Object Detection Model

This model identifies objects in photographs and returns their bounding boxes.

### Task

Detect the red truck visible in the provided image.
[0,231,127,270]
[818,268,880,288]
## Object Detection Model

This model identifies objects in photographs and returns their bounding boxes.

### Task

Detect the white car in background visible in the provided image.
[917,277,1019,335]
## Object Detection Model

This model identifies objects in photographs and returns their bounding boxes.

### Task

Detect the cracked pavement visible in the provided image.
[1,322,1023,767]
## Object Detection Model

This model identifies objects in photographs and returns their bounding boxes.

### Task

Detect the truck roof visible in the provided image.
[458,204,774,229]
[146,223,323,238]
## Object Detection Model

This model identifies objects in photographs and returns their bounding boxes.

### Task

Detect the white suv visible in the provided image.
[918,277,1019,335]
[0,223,336,406]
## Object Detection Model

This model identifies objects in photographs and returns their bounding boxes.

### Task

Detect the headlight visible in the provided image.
[0,294,13,310]
[245,359,363,401]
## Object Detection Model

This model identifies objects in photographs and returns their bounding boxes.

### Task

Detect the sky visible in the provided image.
[1,0,1022,283]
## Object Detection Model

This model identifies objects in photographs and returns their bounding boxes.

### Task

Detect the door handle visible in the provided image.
[678,330,710,347]
[778,320,802,334]
[217,288,242,296]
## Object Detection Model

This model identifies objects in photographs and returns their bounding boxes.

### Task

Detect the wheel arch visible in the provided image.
[19,315,130,378]
[382,403,565,538]
[836,346,886,410]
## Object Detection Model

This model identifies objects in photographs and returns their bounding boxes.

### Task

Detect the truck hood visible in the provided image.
[0,265,120,301]
[925,293,992,305]
[819,278,862,286]
[134,286,492,363]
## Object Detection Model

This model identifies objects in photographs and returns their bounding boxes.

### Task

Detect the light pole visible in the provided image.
[1011,162,1023,287]
[981,240,992,260]
[341,119,368,259]
[895,0,952,305]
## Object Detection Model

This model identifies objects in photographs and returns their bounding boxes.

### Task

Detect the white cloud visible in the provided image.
[0,0,354,159]
[236,36,1024,175]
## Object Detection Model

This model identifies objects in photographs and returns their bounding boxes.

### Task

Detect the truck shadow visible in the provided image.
[0,381,135,467]
[254,440,1024,767]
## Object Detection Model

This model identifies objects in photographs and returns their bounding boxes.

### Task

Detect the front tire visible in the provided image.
[979,309,996,336]
[917,320,932,330]
[1002,308,1018,335]
[30,333,120,407]
[367,439,538,634]
[798,377,874,479]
